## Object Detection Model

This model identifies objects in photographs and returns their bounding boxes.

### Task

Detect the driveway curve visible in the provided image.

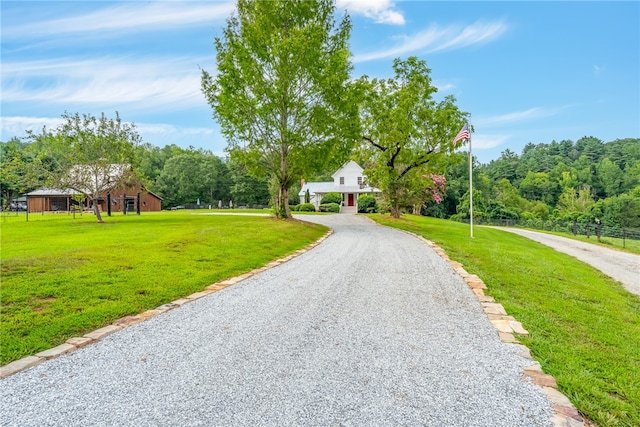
[1,215,552,426]
[493,227,640,297]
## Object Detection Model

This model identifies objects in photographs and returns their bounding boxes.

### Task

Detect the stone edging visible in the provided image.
[410,232,585,427]
[0,229,334,380]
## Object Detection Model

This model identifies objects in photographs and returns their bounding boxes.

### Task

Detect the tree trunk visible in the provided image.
[92,199,103,223]
[275,185,291,219]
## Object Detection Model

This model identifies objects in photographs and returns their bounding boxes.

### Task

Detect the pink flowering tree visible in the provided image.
[356,57,468,218]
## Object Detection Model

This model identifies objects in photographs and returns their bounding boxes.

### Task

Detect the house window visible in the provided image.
[340,177,344,185]
[357,176,363,185]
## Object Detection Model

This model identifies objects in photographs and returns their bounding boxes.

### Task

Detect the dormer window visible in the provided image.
[340,177,344,185]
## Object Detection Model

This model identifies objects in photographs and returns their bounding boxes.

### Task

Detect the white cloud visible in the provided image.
[0,115,215,142]
[137,123,215,136]
[435,82,456,92]
[336,0,404,25]
[354,20,508,62]
[1,56,212,111]
[470,133,511,150]
[0,116,64,138]
[476,107,560,126]
[3,2,235,40]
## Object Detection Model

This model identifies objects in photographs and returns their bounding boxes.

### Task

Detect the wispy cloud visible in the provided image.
[354,20,508,63]
[476,107,562,127]
[2,56,212,111]
[2,2,235,40]
[336,0,404,25]
[137,123,215,136]
[1,115,216,143]
[470,133,511,150]
[0,116,65,138]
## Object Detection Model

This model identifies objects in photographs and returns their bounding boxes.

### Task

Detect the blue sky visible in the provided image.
[1,1,638,164]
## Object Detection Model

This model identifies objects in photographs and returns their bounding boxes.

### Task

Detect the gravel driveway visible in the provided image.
[494,227,640,297]
[1,214,552,426]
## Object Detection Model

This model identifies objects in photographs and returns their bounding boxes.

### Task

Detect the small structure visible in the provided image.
[26,169,162,214]
[299,160,381,213]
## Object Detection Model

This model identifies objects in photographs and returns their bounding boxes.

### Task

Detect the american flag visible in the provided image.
[453,123,470,145]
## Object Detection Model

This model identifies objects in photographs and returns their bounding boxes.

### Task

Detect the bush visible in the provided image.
[290,204,300,211]
[319,203,340,213]
[320,192,342,205]
[298,203,316,212]
[357,194,377,213]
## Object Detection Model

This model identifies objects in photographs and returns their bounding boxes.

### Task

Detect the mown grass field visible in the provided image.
[545,230,640,255]
[0,211,327,365]
[369,214,640,427]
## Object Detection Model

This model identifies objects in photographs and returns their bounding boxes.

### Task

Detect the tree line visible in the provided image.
[423,137,640,229]
[3,133,638,228]
[0,137,271,211]
[1,0,637,227]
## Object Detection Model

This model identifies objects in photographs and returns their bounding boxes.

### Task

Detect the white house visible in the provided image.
[299,160,381,213]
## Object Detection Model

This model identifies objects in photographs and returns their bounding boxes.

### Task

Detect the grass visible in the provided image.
[0,211,327,365]
[544,230,640,255]
[369,214,640,427]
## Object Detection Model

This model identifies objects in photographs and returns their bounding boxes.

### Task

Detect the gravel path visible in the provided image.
[1,214,552,426]
[494,227,640,297]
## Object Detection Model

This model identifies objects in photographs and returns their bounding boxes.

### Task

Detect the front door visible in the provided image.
[348,193,355,207]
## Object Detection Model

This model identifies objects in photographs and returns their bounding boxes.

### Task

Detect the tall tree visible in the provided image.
[29,112,141,223]
[155,150,229,208]
[356,57,467,218]
[202,0,358,218]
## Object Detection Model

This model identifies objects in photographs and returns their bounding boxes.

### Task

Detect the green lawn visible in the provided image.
[369,214,640,427]
[0,211,327,365]
[545,230,640,255]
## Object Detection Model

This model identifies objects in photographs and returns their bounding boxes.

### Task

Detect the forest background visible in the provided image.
[2,135,638,229]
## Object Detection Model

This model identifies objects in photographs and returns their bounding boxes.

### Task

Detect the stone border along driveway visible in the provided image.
[0,224,583,427]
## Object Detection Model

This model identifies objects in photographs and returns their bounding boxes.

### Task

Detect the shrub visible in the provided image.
[320,192,342,205]
[357,194,377,213]
[290,204,300,211]
[319,203,340,213]
[298,203,316,212]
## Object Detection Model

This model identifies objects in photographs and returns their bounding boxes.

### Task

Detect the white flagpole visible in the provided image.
[468,126,473,238]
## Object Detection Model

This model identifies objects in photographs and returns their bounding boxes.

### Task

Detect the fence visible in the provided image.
[0,209,124,223]
[464,218,640,248]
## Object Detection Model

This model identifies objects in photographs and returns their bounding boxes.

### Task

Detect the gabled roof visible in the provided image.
[331,160,363,179]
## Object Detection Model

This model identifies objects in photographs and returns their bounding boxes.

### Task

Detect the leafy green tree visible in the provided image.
[28,112,141,222]
[592,194,640,228]
[622,161,640,193]
[0,138,49,207]
[597,158,624,197]
[485,149,519,183]
[202,0,358,219]
[492,178,528,216]
[228,159,270,206]
[575,136,605,162]
[519,171,559,205]
[155,151,228,208]
[555,186,595,221]
[356,57,467,218]
[135,143,189,186]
